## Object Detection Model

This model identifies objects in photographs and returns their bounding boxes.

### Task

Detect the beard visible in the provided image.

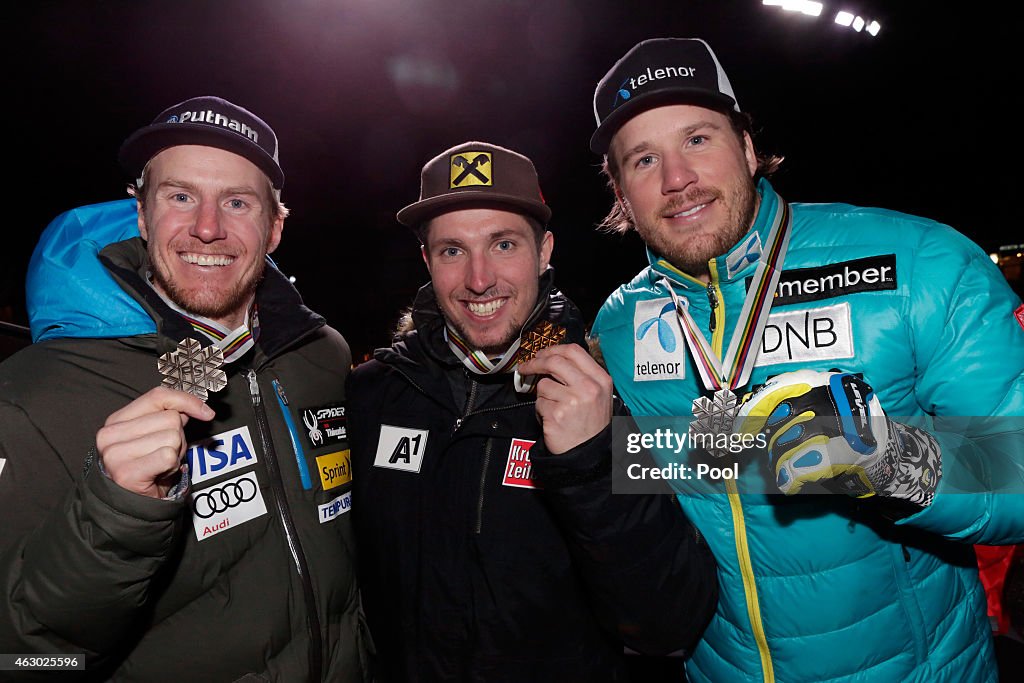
[447,316,522,357]
[148,244,266,322]
[441,289,532,357]
[634,179,758,278]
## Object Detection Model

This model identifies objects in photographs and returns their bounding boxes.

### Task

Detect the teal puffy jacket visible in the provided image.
[592,179,1024,682]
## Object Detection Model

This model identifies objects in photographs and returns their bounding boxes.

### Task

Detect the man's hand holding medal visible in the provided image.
[516,321,614,456]
[95,339,224,498]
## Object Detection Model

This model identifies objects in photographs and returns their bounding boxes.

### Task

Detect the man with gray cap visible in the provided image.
[0,96,368,681]
[347,141,717,682]
[588,38,1024,682]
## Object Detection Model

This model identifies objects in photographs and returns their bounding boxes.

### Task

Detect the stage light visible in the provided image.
[990,253,1001,264]
[765,0,822,17]
[800,2,823,17]
[866,20,881,36]
[835,11,854,26]
[852,16,865,32]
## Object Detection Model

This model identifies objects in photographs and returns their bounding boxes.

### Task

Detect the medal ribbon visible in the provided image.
[444,325,521,376]
[155,285,260,364]
[179,309,259,364]
[444,327,543,394]
[662,198,792,392]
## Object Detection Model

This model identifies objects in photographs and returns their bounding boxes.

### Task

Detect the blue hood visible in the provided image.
[27,199,154,342]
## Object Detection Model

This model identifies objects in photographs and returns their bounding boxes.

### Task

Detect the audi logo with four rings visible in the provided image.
[192,477,258,519]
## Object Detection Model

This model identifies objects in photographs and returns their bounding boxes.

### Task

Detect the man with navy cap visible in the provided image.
[346,141,718,682]
[0,97,368,681]
[588,38,1024,682]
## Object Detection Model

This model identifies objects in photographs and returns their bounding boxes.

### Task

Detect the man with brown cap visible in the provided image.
[588,38,1024,683]
[347,141,717,682]
[0,96,368,681]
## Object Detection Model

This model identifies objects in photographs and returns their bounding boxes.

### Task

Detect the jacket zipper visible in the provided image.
[390,365,535,535]
[895,543,927,665]
[458,376,490,534]
[455,375,480,431]
[273,379,313,490]
[474,439,495,534]
[460,374,538,535]
[706,282,719,333]
[247,369,324,682]
[708,259,773,682]
[726,480,774,682]
[460,402,536,534]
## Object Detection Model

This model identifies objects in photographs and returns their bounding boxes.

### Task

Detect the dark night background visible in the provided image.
[3,0,1019,364]
[3,3,1023,677]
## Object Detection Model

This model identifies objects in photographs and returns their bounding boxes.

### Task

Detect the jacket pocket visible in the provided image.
[891,543,929,668]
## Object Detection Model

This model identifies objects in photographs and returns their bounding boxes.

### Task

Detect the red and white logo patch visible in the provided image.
[503,438,539,489]
[1015,304,1024,332]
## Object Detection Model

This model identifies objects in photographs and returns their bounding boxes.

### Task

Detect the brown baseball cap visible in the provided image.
[396,141,551,228]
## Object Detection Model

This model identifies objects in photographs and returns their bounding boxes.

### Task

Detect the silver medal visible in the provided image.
[157,338,228,401]
[690,389,740,458]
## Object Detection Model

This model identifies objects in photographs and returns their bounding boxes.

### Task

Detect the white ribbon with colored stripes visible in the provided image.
[661,197,792,393]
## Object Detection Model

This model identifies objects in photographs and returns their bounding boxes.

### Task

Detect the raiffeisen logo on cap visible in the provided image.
[166,108,260,144]
[613,65,699,108]
[449,151,492,188]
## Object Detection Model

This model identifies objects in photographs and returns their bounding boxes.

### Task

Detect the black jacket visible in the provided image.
[0,237,369,682]
[347,276,717,683]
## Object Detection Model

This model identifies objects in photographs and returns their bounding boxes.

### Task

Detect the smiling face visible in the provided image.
[609,104,759,278]
[421,207,552,356]
[138,145,283,328]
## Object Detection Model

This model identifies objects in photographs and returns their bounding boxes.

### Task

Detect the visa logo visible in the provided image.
[187,425,258,485]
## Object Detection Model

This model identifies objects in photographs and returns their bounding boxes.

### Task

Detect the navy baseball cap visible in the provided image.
[590,38,740,154]
[119,96,284,189]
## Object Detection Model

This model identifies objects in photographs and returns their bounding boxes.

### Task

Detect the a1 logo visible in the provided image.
[373,425,429,473]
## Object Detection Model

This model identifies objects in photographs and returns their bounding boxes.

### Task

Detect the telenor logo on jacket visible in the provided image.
[190,471,268,541]
[503,439,539,489]
[374,425,429,473]
[633,297,685,382]
[187,425,258,485]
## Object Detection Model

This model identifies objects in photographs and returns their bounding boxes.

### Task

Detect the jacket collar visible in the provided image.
[99,237,325,359]
[377,267,586,371]
[647,177,780,290]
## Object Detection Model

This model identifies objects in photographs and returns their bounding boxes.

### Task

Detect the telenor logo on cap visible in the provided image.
[166,108,260,145]
[450,152,492,188]
[613,65,698,109]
